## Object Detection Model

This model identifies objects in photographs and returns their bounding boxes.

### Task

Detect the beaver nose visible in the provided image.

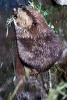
[13,8,17,13]
[13,8,17,18]
[13,7,16,11]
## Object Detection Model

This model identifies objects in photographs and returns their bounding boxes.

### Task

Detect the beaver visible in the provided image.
[13,6,63,72]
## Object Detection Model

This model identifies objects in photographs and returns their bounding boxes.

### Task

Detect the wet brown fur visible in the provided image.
[13,6,63,72]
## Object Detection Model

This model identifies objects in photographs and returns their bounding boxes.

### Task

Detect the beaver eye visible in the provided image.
[32,22,37,26]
